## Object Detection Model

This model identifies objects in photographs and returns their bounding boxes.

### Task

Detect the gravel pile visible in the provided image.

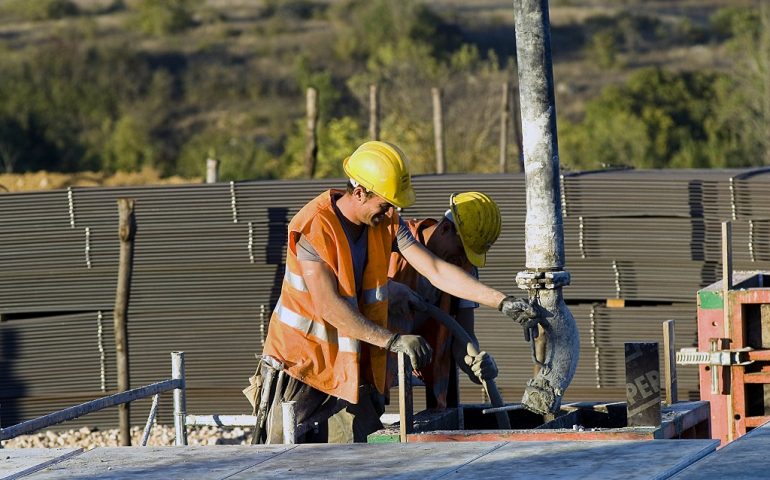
[1,425,252,449]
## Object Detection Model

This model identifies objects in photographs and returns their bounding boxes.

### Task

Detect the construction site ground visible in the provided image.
[2,439,719,480]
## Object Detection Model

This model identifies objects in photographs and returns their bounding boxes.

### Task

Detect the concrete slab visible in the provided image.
[444,440,718,480]
[7,439,718,480]
[0,448,82,480]
[671,421,770,479]
[229,442,505,480]
[26,445,294,479]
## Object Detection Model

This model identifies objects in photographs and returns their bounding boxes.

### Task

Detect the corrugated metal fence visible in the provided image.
[2,169,770,428]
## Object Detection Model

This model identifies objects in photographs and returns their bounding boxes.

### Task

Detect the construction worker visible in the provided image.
[252,141,540,444]
[387,192,503,409]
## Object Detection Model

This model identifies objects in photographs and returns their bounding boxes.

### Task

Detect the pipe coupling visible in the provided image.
[516,270,571,290]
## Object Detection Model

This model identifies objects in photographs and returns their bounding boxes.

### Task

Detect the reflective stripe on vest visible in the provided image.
[284,269,307,292]
[274,297,361,353]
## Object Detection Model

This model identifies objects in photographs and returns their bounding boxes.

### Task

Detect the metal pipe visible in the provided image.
[185,415,258,427]
[282,401,297,444]
[513,0,579,415]
[0,379,181,441]
[172,351,188,446]
[140,394,160,446]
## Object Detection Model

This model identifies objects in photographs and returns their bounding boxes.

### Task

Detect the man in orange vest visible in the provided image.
[388,192,503,410]
[255,141,540,443]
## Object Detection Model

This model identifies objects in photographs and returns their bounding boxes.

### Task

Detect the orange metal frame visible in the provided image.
[697,285,770,446]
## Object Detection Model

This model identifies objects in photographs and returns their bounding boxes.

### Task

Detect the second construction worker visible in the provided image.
[251,140,542,444]
[388,192,502,409]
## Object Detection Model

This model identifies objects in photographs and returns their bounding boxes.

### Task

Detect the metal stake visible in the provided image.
[172,352,187,446]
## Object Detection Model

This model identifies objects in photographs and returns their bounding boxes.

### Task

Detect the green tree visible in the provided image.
[559,68,721,170]
[282,116,364,178]
[103,115,155,173]
[709,5,770,166]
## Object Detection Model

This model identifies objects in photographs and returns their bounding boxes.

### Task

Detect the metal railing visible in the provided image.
[0,352,187,446]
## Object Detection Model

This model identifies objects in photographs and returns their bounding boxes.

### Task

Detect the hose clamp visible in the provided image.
[516,270,571,290]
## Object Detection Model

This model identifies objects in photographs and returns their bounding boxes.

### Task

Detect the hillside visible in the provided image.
[0,0,765,185]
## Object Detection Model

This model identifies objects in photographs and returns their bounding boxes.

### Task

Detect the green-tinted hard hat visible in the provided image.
[449,192,502,268]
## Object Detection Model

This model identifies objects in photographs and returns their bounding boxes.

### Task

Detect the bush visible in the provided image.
[130,0,200,36]
[330,0,461,62]
[559,68,723,170]
[710,6,760,40]
[176,130,282,181]
[1,0,79,21]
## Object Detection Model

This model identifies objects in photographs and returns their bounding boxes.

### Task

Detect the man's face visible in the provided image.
[429,218,465,265]
[362,194,394,226]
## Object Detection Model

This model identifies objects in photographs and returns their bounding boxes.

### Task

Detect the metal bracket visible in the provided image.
[677,340,753,395]
[516,270,571,290]
[677,347,753,367]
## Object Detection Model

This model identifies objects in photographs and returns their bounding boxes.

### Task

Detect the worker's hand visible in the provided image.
[385,333,433,369]
[464,350,498,383]
[499,296,543,342]
[388,280,428,312]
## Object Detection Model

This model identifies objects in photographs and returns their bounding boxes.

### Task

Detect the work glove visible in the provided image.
[499,295,543,342]
[385,333,433,370]
[464,350,498,383]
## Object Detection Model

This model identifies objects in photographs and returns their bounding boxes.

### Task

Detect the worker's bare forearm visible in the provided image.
[320,294,393,348]
[429,261,505,310]
[402,243,506,309]
[301,259,394,348]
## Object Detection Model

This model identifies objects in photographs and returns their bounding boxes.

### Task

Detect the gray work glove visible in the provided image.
[385,333,433,370]
[499,295,542,342]
[464,350,498,383]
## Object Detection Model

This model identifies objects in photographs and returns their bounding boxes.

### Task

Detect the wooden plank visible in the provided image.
[670,421,770,479]
[663,319,678,404]
[0,448,82,480]
[28,445,295,479]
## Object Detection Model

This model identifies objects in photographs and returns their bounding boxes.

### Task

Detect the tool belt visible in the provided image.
[244,355,285,444]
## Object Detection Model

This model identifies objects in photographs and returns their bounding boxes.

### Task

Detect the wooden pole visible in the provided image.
[206,158,219,184]
[304,87,318,179]
[432,87,445,174]
[511,58,524,173]
[397,352,413,442]
[663,319,678,405]
[721,221,734,442]
[499,81,510,173]
[115,198,136,446]
[369,84,380,140]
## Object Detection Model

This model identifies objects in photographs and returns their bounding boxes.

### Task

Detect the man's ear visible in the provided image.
[353,186,366,202]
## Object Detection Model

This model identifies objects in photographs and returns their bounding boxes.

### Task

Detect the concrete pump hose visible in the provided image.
[422,302,512,429]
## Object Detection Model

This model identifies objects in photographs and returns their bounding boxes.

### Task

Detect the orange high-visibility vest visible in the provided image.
[263,189,397,404]
[388,218,472,409]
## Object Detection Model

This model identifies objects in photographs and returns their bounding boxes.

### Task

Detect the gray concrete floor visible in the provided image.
[2,439,719,480]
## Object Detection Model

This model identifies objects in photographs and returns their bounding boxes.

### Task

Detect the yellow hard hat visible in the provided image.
[342,141,416,209]
[448,192,501,268]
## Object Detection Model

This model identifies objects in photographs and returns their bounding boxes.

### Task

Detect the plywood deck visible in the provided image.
[2,439,718,479]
